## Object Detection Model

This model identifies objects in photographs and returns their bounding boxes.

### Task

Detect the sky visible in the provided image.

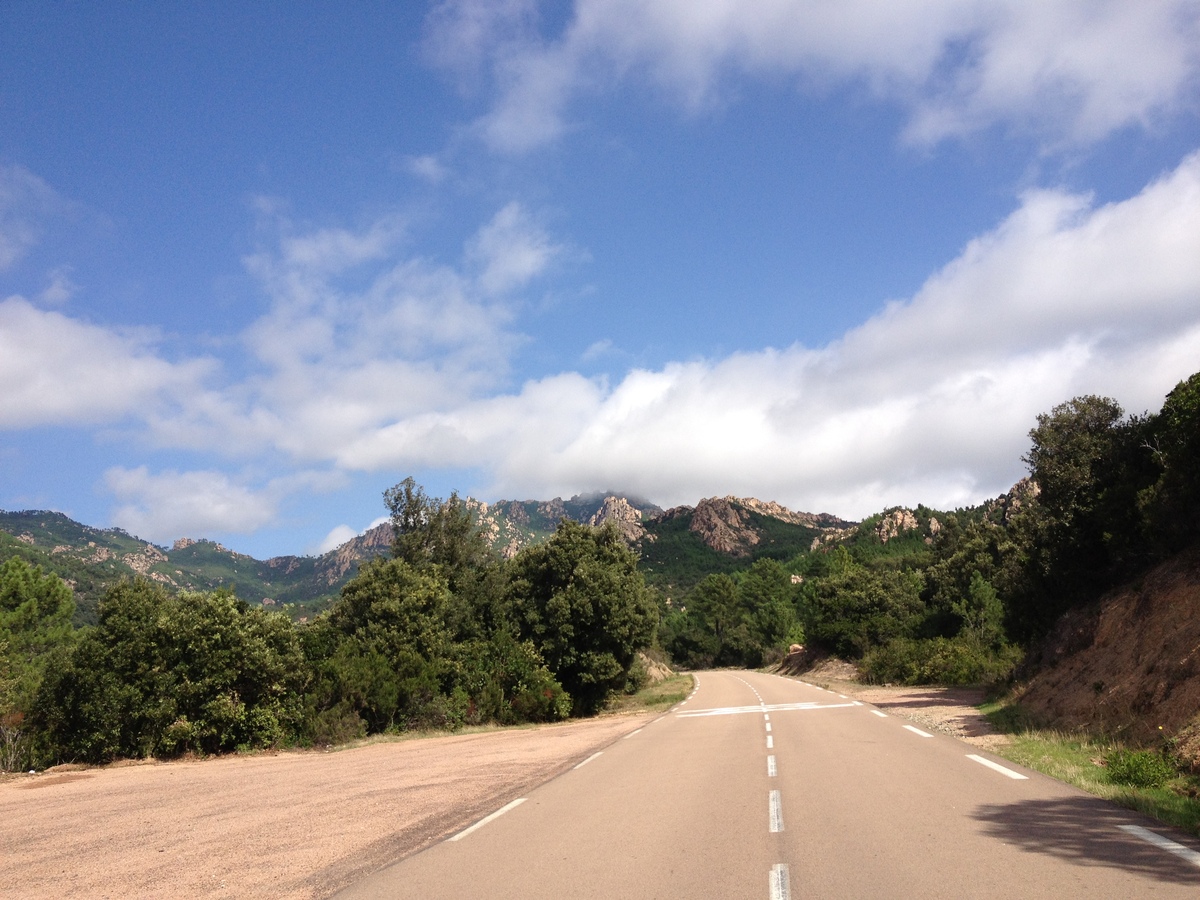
[2,1,1199,559]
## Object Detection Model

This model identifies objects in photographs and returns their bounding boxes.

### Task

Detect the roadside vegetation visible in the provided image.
[981,697,1200,835]
[664,369,1200,694]
[1,478,659,771]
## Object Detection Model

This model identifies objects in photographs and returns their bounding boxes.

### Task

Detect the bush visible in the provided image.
[1106,749,1176,788]
[861,636,1022,686]
[33,581,309,763]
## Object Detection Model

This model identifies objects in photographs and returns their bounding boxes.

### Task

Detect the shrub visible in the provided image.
[861,636,1022,686]
[1106,749,1175,788]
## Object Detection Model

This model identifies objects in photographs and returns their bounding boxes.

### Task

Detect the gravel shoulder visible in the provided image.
[785,659,1008,750]
[0,713,653,900]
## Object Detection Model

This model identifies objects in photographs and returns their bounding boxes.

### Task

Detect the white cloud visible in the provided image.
[38,268,76,305]
[120,201,562,470]
[429,0,1200,152]
[0,165,62,271]
[0,297,213,429]
[404,154,451,183]
[104,466,348,543]
[105,467,282,541]
[314,524,358,554]
[333,151,1200,518]
[466,201,563,294]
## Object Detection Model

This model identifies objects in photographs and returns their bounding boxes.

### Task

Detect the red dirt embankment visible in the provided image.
[1016,543,1200,761]
[0,714,651,899]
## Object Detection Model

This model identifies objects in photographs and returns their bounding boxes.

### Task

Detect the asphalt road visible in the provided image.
[336,670,1200,899]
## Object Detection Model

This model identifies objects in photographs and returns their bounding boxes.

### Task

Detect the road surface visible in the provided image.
[337,669,1200,899]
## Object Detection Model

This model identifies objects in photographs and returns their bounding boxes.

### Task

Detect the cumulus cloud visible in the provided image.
[105,467,282,541]
[131,201,562,466]
[104,466,348,543]
[335,151,1200,517]
[0,297,213,428]
[425,0,1200,152]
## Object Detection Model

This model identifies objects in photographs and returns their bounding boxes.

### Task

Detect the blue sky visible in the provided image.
[2,1,1199,558]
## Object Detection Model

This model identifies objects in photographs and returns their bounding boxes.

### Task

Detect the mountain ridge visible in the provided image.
[0,493,856,624]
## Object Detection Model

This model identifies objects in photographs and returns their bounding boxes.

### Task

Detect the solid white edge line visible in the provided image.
[870,710,888,718]
[769,863,791,900]
[966,753,1028,780]
[573,751,603,770]
[1118,825,1200,868]
[769,790,784,833]
[448,798,526,841]
[624,728,644,739]
[903,724,934,738]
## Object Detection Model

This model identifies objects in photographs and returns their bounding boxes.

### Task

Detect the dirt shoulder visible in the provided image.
[785,658,1008,750]
[0,713,653,900]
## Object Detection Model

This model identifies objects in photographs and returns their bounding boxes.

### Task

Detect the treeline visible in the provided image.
[0,479,658,770]
[663,370,1200,684]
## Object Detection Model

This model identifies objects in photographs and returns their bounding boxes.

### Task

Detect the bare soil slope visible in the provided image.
[0,714,651,899]
[1018,542,1200,757]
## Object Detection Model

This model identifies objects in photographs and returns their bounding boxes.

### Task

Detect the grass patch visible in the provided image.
[981,696,1200,835]
[605,673,693,715]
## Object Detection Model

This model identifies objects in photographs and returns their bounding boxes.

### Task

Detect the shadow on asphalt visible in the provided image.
[971,796,1200,885]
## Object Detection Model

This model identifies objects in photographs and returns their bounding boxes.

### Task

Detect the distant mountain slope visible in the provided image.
[0,510,392,625]
[637,496,855,596]
[0,492,854,622]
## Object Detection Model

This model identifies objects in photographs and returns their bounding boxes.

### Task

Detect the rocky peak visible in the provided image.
[985,477,1041,525]
[875,508,919,543]
[688,497,759,557]
[588,496,645,542]
[314,522,393,584]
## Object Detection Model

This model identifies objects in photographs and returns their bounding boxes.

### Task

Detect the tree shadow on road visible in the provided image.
[971,795,1200,885]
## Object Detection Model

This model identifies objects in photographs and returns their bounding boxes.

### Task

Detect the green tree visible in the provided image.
[320,557,458,730]
[507,521,658,715]
[0,557,75,711]
[804,564,923,658]
[953,572,1006,649]
[1143,372,1200,552]
[34,580,308,763]
[383,476,504,639]
[1017,394,1160,636]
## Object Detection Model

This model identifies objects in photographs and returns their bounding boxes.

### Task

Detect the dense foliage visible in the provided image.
[15,480,658,766]
[660,370,1200,687]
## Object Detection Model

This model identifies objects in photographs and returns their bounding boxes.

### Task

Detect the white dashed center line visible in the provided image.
[769,790,784,832]
[769,863,791,900]
[966,754,1028,780]
[766,735,774,749]
[767,755,777,777]
[1118,825,1200,868]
